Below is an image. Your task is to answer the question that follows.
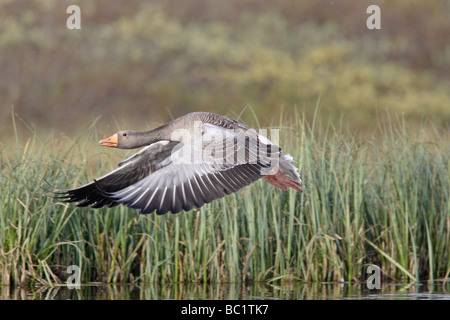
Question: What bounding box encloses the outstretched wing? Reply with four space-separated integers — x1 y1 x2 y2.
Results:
54 141 180 208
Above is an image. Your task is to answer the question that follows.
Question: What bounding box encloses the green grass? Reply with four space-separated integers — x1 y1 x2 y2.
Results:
0 113 449 286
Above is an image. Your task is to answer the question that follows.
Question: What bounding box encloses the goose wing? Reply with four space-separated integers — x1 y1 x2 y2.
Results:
54 141 180 208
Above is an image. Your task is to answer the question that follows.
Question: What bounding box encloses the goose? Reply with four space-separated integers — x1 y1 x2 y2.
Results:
53 112 302 214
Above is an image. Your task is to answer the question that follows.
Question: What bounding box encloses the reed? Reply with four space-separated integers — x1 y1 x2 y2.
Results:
0 113 448 286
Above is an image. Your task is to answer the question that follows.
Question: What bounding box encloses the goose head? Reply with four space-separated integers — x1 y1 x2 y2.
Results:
99 130 145 149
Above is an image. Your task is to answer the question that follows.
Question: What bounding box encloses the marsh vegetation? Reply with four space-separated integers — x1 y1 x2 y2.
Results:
1 113 448 286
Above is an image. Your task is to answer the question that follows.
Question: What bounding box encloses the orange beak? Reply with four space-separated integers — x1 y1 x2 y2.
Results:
99 133 118 147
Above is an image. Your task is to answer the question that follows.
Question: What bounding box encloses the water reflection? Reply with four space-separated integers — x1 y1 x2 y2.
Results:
1 281 449 300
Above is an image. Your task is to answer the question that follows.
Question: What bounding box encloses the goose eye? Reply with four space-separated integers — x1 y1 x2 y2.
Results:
122 132 127 137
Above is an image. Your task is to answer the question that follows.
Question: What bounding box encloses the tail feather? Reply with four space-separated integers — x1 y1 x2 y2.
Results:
263 154 303 192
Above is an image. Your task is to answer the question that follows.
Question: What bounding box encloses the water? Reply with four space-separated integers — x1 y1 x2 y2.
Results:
1 281 449 300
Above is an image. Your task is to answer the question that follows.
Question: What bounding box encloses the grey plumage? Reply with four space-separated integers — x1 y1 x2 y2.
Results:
52 112 302 214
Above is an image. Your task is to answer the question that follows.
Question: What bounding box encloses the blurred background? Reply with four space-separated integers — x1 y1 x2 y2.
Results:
1 0 449 138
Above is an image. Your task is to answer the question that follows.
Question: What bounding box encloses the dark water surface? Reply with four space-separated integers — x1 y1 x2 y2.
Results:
1 281 449 300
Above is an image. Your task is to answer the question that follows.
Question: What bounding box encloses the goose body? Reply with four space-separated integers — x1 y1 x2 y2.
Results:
55 112 302 214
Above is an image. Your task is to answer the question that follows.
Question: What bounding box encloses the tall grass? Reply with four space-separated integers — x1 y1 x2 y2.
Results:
0 113 449 286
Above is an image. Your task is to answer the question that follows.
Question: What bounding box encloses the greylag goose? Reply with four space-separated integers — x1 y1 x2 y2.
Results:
54 112 302 214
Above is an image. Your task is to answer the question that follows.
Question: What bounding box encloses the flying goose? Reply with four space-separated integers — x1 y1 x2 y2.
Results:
53 112 302 214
